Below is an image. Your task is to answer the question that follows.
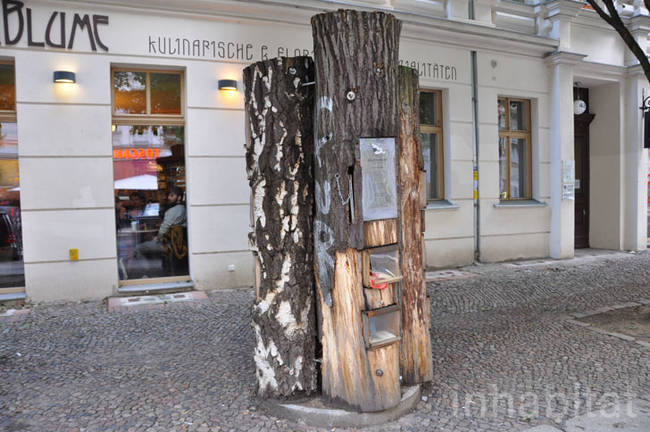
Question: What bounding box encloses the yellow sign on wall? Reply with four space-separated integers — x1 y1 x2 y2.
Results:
69 248 79 261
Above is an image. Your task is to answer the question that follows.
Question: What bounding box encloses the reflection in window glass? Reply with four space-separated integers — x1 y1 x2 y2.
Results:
0 65 15 111
420 133 441 200
0 122 24 288
419 89 444 201
113 71 147 114
509 101 526 131
498 137 508 199
498 97 531 199
419 92 438 126
510 138 527 199
150 73 181 115
113 125 188 281
498 98 506 130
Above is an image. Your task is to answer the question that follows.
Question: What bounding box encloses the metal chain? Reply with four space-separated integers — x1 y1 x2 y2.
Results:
334 173 351 205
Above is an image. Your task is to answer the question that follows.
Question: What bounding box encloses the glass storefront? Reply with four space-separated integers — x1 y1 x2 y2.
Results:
113 125 187 281
111 68 187 283
0 62 23 289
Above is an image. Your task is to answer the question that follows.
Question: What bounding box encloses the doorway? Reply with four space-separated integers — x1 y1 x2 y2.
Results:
574 87 594 249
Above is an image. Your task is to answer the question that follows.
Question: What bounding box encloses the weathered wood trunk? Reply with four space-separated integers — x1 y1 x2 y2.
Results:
244 57 317 397
312 10 402 412
398 66 433 385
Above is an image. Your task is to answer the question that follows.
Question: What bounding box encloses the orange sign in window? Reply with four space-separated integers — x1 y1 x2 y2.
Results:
113 147 161 160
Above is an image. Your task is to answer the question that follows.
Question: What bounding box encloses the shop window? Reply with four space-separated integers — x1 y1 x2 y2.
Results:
112 69 183 120
419 89 444 201
111 68 187 284
498 97 531 200
0 62 23 289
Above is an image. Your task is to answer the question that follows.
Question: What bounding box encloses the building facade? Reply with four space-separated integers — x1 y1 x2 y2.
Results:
0 0 647 302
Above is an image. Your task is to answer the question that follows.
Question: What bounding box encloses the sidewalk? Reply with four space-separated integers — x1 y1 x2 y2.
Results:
527 398 650 431
1 249 649 431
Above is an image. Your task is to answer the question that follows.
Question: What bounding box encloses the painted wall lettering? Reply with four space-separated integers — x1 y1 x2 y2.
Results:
400 59 457 80
148 35 311 61
1 0 109 51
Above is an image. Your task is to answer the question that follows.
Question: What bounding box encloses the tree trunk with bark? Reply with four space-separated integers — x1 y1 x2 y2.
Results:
312 10 403 412
398 66 433 385
244 56 317 398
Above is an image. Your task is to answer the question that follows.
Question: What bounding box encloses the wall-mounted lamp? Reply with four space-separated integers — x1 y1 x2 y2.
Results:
218 79 238 91
53 71 76 83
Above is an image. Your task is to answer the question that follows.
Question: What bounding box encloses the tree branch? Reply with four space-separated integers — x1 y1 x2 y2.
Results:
586 0 650 82
586 0 615 26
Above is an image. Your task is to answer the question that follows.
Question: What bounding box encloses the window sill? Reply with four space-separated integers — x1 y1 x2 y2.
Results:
425 199 460 211
493 199 547 208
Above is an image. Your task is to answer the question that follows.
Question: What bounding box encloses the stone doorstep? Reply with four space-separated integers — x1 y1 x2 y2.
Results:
107 291 208 313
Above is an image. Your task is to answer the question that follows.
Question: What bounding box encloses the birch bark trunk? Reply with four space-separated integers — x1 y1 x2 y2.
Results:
244 56 317 397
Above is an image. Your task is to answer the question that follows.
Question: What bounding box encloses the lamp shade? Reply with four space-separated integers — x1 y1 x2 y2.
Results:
53 71 76 83
218 79 237 90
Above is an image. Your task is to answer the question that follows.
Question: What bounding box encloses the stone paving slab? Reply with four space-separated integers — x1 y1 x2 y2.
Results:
524 426 562 432
564 399 650 432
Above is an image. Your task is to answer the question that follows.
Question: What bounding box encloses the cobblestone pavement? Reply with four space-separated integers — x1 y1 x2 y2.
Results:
1 250 649 432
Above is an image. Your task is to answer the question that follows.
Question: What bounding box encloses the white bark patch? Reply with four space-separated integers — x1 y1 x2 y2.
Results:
274 121 287 171
253 179 266 228
256 290 276 314
291 356 304 391
253 323 280 392
289 191 299 232
276 181 288 206
275 300 306 338
276 254 292 290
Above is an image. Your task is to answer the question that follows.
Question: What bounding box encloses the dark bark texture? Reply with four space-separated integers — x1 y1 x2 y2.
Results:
244 56 317 398
312 10 403 412
312 9 402 307
398 66 433 385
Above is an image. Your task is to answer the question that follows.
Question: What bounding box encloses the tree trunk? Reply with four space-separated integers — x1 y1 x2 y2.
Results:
398 66 433 385
312 10 403 412
244 56 317 398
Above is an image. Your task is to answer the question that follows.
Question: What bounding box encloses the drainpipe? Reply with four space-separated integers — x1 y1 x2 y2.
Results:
471 52 480 262
469 1 481 262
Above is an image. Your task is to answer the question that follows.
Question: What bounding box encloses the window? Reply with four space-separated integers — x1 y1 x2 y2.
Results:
112 69 184 124
111 68 187 283
0 61 24 289
498 97 531 200
419 89 443 201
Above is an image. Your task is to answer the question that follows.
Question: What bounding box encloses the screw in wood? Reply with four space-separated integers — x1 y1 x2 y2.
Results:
376 369 384 377
346 90 356 102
